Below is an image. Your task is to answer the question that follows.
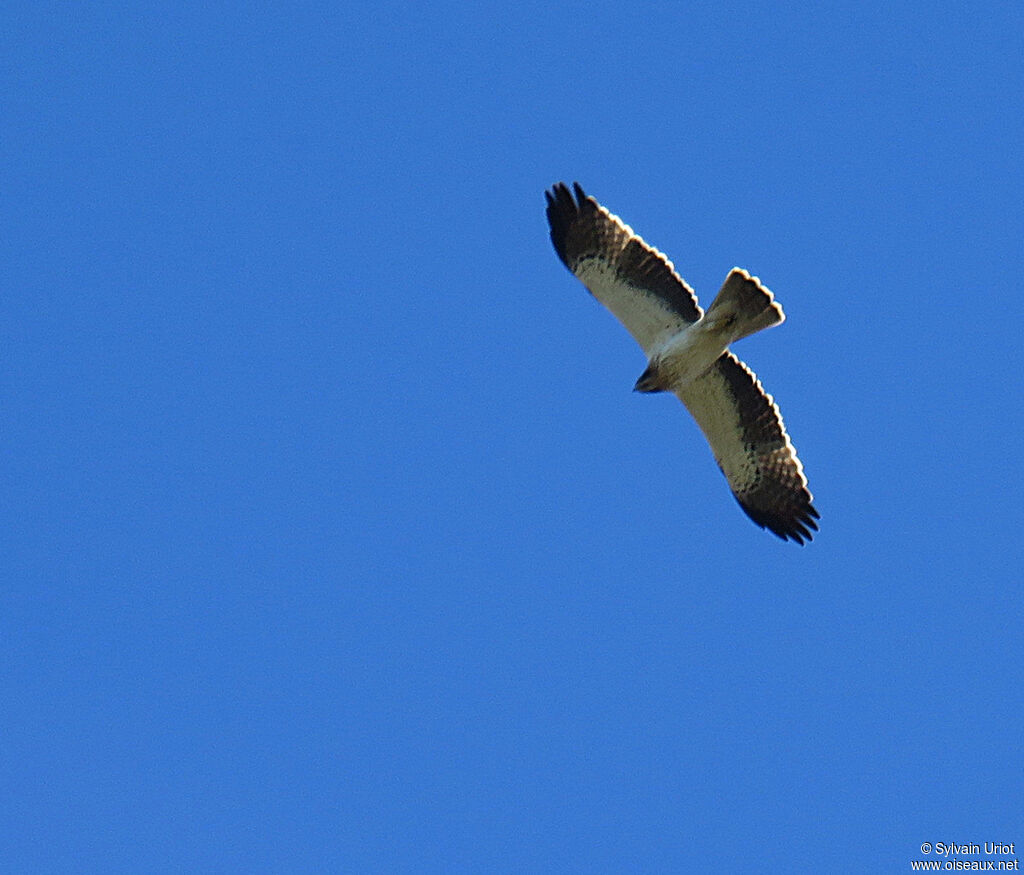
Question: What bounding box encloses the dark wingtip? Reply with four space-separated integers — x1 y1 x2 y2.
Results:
735 495 820 545
545 181 588 268
545 181 588 208
545 181 574 201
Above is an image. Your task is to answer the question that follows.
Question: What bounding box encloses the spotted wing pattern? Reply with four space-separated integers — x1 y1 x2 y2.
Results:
677 352 819 543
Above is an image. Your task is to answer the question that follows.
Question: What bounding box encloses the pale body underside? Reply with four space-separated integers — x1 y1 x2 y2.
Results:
577 258 732 389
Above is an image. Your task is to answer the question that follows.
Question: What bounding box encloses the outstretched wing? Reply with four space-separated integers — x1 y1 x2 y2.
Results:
545 182 702 355
677 352 819 543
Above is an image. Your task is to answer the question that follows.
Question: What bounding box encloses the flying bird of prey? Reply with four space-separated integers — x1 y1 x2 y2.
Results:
545 182 818 543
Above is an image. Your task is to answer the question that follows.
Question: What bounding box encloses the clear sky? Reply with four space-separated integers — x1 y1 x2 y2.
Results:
5 1 1023 871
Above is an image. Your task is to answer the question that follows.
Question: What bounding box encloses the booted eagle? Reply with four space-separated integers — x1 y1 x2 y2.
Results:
545 182 818 543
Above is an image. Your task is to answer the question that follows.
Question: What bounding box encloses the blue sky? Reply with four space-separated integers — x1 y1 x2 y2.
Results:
5 1 1023 871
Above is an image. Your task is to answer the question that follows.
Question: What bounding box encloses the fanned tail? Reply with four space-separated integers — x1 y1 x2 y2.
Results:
704 268 784 342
